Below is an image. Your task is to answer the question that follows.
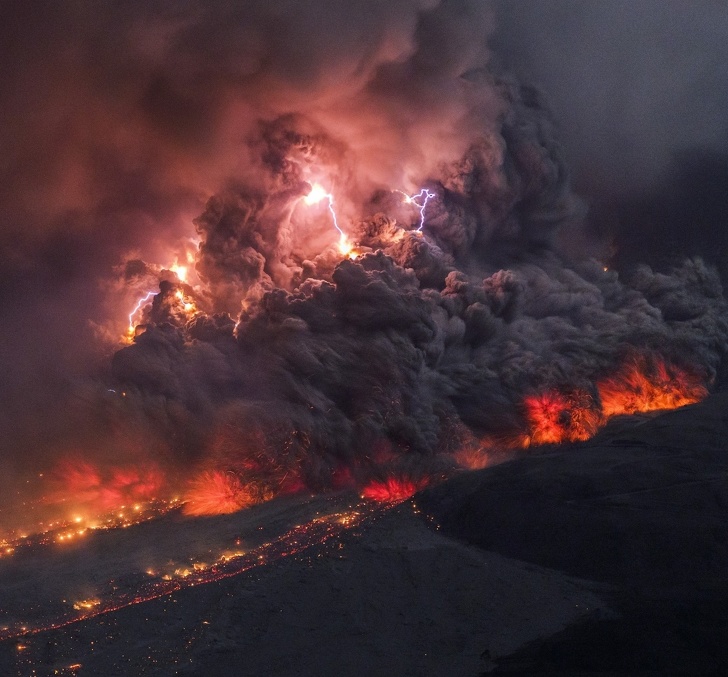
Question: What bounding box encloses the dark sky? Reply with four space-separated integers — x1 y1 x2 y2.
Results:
491 0 728 270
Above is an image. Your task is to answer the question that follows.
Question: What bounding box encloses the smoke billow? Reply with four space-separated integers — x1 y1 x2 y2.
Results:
1 0 727 513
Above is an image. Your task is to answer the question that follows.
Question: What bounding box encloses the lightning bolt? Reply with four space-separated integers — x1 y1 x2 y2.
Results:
128 291 157 333
304 184 352 257
397 188 436 231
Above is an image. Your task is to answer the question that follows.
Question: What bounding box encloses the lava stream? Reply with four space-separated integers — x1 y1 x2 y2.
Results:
0 499 395 642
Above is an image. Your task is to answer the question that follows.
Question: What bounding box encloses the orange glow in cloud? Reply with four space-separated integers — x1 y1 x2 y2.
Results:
182 470 270 516
597 354 707 417
361 476 429 502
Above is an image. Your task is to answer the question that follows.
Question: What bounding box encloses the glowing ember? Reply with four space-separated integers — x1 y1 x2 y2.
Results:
361 476 429 502
598 354 707 417
182 470 266 516
0 501 389 642
72 599 101 611
524 389 602 446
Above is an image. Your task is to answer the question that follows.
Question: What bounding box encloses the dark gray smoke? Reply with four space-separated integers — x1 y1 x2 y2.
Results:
112 90 728 492
1 0 727 508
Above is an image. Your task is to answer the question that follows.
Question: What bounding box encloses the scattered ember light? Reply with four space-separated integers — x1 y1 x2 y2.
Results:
0 498 180 560
0 502 390 642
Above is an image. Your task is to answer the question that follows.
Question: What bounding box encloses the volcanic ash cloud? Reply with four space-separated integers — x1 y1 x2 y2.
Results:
5 1 725 513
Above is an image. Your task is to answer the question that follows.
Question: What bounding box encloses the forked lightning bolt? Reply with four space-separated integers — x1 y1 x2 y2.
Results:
128 291 157 332
399 188 436 231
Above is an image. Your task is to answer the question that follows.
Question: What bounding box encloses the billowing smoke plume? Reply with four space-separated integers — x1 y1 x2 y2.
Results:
1 0 727 514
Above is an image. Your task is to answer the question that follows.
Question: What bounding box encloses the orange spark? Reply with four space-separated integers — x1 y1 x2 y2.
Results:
524 389 602 446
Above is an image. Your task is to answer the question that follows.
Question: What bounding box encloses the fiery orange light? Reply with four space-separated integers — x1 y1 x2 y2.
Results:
182 470 267 516
453 447 493 470
170 263 188 283
0 504 389 643
524 389 602 446
521 354 708 447
597 354 707 417
361 476 429 502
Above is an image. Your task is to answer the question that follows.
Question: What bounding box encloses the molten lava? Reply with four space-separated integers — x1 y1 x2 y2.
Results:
522 354 708 446
361 476 429 502
597 354 707 417
524 389 602 446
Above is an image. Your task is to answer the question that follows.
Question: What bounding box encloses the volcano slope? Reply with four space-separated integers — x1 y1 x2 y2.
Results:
422 390 728 675
1 393 727 676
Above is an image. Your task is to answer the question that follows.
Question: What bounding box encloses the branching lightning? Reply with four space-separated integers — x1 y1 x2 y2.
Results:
398 188 436 231
127 291 156 333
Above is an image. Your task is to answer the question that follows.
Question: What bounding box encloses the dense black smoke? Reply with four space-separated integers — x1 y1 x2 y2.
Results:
1 0 727 506
112 91 728 492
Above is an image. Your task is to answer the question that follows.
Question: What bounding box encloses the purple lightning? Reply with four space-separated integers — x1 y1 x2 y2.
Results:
398 188 436 231
128 291 157 333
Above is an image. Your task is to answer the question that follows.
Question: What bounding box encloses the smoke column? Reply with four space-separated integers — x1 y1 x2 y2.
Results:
0 1 726 517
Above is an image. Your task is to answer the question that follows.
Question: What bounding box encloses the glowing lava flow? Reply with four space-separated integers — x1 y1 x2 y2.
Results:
303 183 354 257
0 498 180 560
0 500 394 642
521 354 708 447
397 188 436 231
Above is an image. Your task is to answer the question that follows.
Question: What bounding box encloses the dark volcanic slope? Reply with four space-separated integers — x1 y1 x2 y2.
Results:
3 396 728 676
421 392 728 674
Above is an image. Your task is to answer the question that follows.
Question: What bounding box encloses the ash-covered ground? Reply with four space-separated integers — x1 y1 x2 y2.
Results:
2 392 727 676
